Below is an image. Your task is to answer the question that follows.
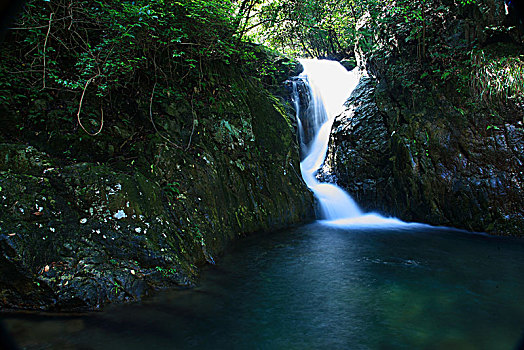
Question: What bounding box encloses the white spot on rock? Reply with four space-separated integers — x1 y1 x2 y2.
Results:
80 218 87 224
113 210 127 219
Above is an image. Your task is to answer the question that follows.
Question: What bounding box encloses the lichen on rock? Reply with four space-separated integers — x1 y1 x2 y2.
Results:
0 58 314 311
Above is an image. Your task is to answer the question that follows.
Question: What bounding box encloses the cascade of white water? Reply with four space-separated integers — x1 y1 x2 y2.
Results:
294 59 410 227
295 59 361 220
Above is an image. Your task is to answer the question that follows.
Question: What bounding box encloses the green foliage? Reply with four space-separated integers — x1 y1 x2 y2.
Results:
0 0 299 151
470 46 524 104
241 0 357 58
155 265 177 278
163 181 184 200
112 281 122 294
234 0 478 59
0 0 246 138
361 0 478 59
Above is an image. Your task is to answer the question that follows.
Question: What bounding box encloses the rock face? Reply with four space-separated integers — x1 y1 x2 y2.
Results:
288 77 326 160
320 0 524 236
322 71 524 235
0 63 314 311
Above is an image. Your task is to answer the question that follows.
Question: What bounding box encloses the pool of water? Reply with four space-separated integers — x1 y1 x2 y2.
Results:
3 223 524 349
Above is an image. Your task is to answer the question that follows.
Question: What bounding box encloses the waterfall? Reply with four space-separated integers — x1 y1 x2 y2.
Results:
293 59 409 227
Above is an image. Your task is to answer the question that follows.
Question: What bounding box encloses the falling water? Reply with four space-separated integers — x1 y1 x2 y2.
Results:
294 59 411 227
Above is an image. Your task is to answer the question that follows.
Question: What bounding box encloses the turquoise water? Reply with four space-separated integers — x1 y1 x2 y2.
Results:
4 223 524 349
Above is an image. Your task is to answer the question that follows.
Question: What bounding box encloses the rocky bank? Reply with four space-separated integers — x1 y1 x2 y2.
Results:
0 57 313 311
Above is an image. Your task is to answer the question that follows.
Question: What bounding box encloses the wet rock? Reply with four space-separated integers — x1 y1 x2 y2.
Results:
322 72 524 236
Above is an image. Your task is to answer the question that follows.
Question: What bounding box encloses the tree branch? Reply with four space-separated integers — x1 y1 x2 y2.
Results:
42 12 54 90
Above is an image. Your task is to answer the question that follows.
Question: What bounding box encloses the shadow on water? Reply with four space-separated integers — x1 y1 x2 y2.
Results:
3 222 524 349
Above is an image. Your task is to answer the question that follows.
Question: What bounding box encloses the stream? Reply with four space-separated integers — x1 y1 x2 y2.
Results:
3 223 524 349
